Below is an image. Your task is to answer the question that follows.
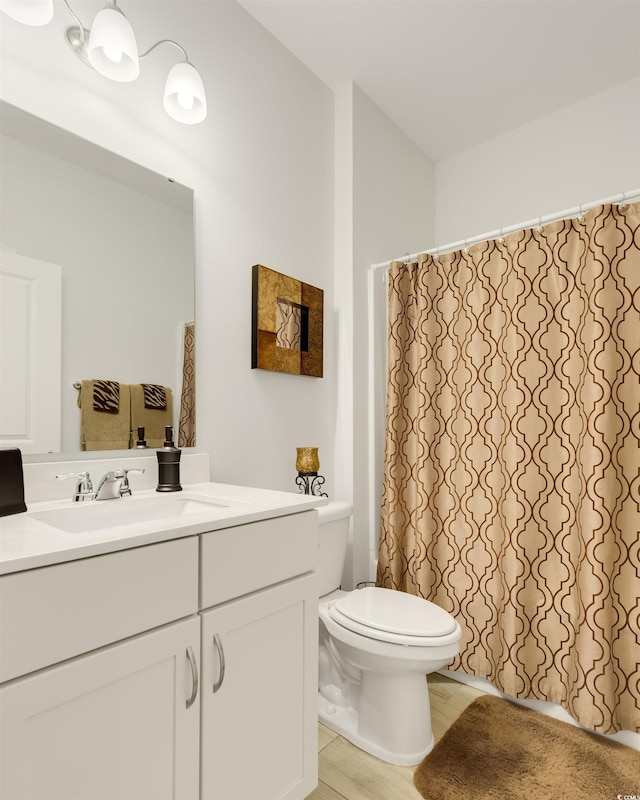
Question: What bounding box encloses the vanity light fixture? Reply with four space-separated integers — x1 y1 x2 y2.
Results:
83 0 140 83
0 0 207 124
0 0 52 25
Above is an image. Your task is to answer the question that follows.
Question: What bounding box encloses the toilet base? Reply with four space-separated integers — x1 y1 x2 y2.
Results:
318 691 435 766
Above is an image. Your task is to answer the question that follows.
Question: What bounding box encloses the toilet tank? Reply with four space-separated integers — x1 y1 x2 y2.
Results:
317 501 353 597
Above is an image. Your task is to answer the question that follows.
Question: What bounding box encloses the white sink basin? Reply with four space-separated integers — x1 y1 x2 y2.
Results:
31 495 229 534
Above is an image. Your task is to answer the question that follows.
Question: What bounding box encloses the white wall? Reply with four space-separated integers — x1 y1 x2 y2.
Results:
0 0 335 493
333 83 355 513
435 77 640 244
343 83 435 586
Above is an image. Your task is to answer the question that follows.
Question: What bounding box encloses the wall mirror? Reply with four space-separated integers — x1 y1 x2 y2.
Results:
0 101 195 459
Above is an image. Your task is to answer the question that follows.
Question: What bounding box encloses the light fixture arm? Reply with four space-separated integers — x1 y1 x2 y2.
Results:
61 0 84 38
61 0 90 59
139 39 189 63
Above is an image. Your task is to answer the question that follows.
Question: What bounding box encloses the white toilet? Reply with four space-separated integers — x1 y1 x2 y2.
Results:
317 501 462 766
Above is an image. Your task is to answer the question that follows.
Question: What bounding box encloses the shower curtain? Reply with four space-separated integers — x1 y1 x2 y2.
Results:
178 321 196 447
377 202 640 734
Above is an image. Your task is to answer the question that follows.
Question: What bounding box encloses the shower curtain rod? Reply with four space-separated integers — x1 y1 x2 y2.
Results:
369 188 640 271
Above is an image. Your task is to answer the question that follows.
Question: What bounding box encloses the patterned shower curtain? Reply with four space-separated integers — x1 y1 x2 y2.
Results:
377 202 640 734
178 321 196 447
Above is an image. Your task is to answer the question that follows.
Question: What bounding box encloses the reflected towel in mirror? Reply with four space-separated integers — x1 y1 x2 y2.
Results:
79 380 131 450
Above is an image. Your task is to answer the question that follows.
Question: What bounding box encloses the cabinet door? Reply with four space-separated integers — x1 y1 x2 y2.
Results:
0 617 200 800
200 574 318 800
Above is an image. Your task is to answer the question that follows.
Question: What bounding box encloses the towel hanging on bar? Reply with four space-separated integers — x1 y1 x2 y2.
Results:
78 380 131 450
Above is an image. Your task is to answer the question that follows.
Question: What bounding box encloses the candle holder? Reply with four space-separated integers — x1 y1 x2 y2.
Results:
296 472 328 496
295 447 328 497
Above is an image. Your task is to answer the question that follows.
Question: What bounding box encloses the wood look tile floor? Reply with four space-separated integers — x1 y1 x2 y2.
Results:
308 673 486 800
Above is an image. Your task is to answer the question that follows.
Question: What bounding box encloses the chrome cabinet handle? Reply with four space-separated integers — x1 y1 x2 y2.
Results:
212 634 225 693
186 646 198 708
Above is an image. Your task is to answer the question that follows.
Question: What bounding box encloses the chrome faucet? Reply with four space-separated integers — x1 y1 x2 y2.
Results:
94 468 145 500
56 468 144 501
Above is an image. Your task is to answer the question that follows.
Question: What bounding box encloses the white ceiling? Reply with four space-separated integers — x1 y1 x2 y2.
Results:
237 0 640 161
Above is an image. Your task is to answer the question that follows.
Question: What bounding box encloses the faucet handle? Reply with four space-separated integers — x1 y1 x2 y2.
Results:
119 467 145 497
108 467 143 478
56 471 95 502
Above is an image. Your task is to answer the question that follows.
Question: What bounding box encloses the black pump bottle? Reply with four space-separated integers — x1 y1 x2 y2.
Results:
156 426 182 492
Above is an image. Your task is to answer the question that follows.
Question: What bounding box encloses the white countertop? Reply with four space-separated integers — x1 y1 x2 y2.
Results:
0 482 327 574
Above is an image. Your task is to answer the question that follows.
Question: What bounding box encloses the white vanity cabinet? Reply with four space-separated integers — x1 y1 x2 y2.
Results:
0 502 320 800
0 537 201 800
199 511 318 800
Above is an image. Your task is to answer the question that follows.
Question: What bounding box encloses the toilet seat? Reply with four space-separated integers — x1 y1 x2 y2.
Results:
328 587 457 646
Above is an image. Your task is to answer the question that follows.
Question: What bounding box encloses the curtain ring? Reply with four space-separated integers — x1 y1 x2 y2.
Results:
463 238 470 254
535 216 543 234
618 192 628 211
497 227 505 245
577 204 586 224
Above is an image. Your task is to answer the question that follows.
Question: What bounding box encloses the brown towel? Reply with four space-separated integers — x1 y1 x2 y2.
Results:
130 384 173 448
79 380 131 450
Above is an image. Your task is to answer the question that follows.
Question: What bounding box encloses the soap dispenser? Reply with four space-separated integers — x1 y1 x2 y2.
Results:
134 426 148 449
156 426 182 492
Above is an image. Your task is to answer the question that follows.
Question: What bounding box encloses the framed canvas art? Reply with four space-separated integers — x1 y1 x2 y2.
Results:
251 264 323 377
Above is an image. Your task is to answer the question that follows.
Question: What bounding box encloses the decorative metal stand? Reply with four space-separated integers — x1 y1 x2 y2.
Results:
296 471 328 497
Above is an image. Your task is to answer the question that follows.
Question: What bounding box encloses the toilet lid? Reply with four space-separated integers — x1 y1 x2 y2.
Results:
331 587 457 638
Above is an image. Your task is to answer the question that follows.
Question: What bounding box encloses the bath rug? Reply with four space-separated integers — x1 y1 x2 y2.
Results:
414 695 639 800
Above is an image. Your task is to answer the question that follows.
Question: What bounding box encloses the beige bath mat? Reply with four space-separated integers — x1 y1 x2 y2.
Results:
414 695 638 800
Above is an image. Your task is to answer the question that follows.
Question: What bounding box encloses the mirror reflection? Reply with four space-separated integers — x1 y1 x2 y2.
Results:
0 102 195 456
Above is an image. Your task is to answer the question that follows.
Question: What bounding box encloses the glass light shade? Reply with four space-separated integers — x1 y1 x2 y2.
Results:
88 5 139 82
296 447 320 474
163 61 207 124
0 0 53 25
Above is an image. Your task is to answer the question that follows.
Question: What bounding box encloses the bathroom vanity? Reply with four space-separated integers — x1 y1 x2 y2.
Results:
0 481 324 800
